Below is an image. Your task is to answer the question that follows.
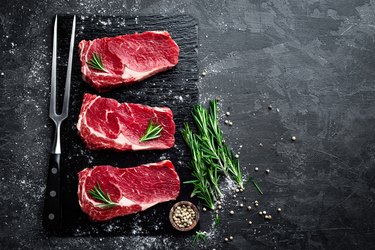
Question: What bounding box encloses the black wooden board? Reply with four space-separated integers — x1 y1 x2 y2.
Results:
53 15 198 236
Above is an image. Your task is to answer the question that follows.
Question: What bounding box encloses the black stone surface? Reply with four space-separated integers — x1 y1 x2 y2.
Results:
57 14 199 236
1 0 375 249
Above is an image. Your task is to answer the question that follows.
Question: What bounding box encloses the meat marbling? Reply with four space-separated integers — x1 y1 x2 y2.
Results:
79 31 180 92
78 160 180 221
77 93 175 151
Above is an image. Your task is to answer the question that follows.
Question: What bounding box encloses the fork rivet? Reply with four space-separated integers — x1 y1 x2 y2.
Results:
51 168 57 174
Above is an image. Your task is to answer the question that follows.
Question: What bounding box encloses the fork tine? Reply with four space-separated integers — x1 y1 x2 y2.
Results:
49 15 58 118
61 15 76 118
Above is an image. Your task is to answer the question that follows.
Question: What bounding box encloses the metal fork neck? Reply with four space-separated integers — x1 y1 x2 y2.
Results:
52 121 61 154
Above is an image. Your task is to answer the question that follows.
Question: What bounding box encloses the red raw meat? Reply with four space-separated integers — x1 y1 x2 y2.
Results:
77 93 175 151
78 160 180 221
78 31 180 92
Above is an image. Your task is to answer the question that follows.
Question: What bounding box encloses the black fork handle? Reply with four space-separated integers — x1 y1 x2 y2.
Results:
43 153 61 230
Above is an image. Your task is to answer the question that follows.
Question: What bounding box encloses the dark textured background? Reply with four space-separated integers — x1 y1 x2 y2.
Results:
1 0 375 249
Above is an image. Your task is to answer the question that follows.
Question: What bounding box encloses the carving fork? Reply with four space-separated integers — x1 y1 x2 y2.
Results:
43 15 76 230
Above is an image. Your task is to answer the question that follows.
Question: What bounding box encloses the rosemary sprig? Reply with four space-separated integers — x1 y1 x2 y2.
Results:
182 124 216 210
87 52 107 72
192 230 207 244
140 119 163 142
88 182 118 209
183 99 262 210
192 100 244 188
207 100 244 188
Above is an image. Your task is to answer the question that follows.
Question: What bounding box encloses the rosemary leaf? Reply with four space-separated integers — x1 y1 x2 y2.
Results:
88 182 118 209
192 230 207 244
214 214 220 227
140 120 163 142
87 52 107 72
252 180 264 195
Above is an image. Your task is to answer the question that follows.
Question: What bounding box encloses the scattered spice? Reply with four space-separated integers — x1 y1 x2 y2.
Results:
172 204 197 229
265 215 272 220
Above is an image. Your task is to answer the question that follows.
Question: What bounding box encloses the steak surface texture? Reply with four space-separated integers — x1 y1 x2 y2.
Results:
77 93 175 151
79 31 180 92
78 160 180 221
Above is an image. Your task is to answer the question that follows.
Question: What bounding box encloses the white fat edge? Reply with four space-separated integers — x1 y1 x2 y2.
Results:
82 41 112 80
80 169 106 208
153 107 171 112
79 96 122 145
118 196 172 211
118 196 137 207
114 133 157 150
140 201 160 211
149 31 168 35
121 64 173 82
81 40 91 77
77 95 101 132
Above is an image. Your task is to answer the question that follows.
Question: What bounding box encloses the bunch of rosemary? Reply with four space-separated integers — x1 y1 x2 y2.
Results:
182 99 255 209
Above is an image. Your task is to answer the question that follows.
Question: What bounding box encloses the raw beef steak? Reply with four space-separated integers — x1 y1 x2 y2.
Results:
79 31 180 92
78 160 180 221
77 93 175 151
